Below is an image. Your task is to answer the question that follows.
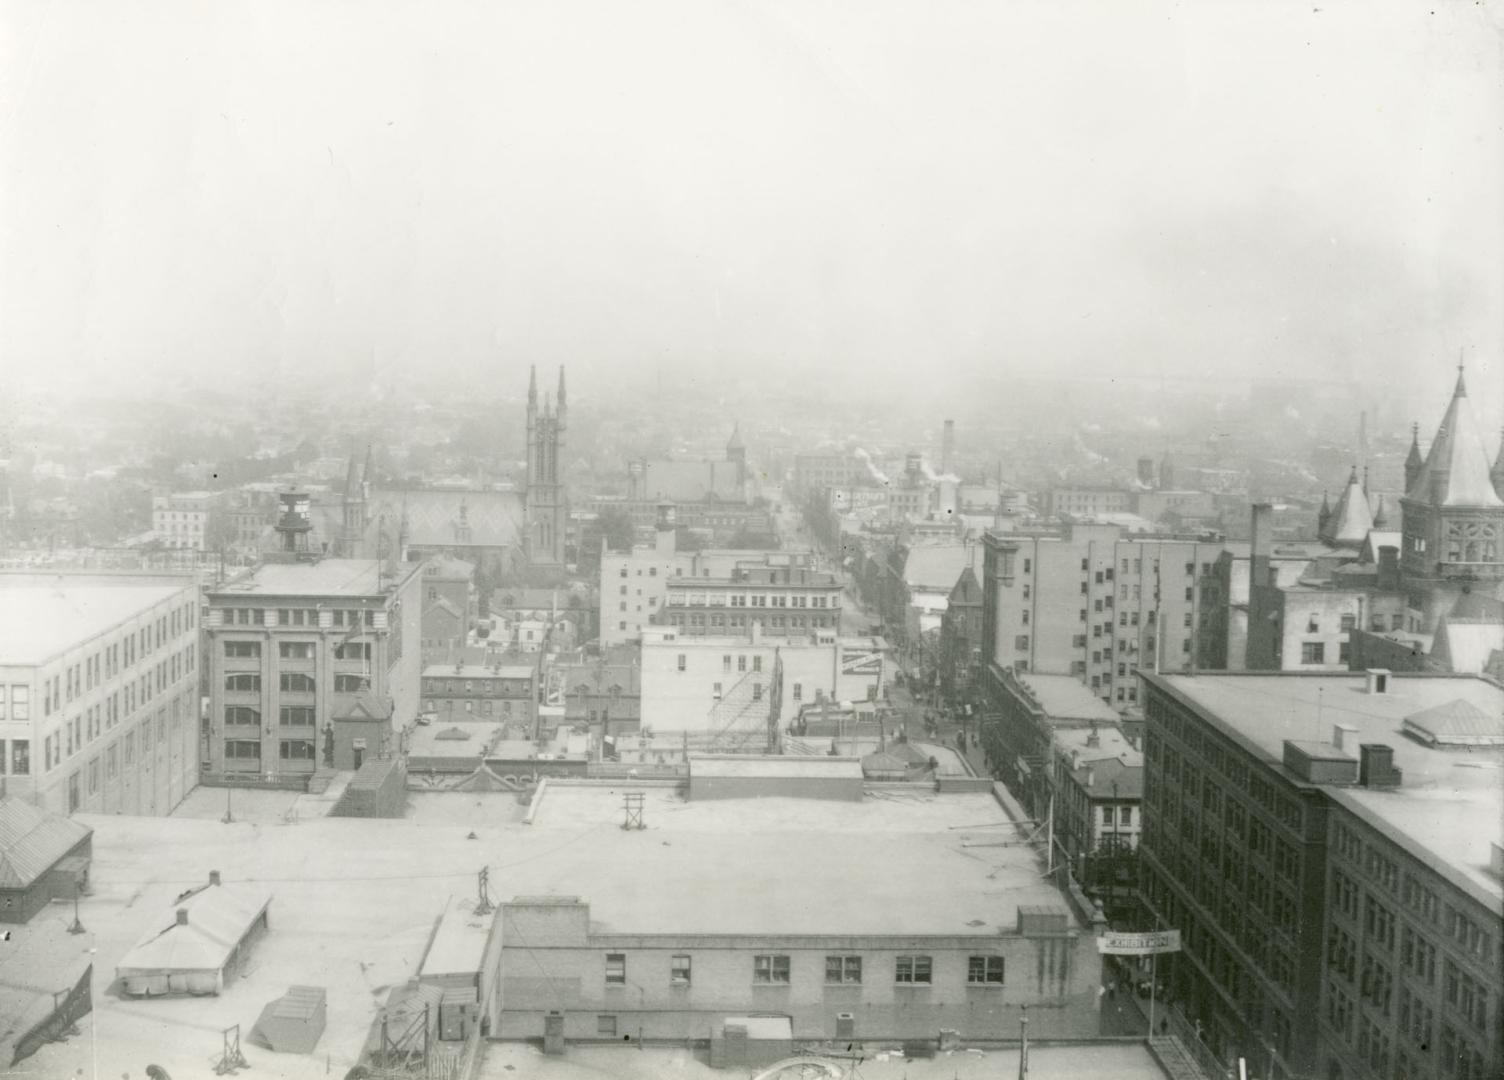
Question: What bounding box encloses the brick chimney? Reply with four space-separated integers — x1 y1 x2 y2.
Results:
176 908 189 926
209 870 221 886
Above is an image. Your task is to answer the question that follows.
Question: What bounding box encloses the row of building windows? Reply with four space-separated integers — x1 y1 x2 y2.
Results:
420 678 531 697
224 739 315 761
665 612 836 631
35 650 195 775
224 641 372 661
425 698 524 716
221 607 377 628
40 601 196 717
600 952 1004 988
224 706 315 727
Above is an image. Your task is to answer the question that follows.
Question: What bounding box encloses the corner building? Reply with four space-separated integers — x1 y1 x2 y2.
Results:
0 574 201 817
1138 670 1501 1080
203 558 424 782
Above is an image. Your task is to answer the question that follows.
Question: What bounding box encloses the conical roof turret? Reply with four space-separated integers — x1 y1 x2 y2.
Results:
1406 366 1504 508
1404 422 1424 492
1320 466 1375 548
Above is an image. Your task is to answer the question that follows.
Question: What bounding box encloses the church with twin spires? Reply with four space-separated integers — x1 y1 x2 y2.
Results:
336 366 569 582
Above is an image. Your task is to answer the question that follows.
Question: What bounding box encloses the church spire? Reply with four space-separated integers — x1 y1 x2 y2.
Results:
528 365 538 411
1317 490 1332 536
557 366 567 410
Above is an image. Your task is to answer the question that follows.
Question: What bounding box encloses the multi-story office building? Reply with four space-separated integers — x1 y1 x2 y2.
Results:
152 491 220 551
600 506 817 647
420 662 536 727
0 573 201 816
203 550 425 783
980 523 1228 715
658 566 842 640
1138 669 1502 1080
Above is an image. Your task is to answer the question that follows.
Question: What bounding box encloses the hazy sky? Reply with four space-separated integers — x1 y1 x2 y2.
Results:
3 0 1501 428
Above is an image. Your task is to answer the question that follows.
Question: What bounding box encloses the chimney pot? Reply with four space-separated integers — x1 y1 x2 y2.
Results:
176 908 189 926
209 870 221 886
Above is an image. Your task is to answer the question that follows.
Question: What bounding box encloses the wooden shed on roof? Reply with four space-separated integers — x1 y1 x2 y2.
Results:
116 872 272 997
0 797 92 924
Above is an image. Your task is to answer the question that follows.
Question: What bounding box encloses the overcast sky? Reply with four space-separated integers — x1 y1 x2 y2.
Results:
3 0 1501 429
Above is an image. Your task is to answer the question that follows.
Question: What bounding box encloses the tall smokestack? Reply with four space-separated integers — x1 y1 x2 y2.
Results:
941 420 955 475
1251 504 1274 587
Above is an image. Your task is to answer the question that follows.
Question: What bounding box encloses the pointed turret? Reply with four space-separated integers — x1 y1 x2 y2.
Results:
1371 493 1390 530
1491 428 1504 500
1406 366 1504 508
1404 422 1423 493
1317 491 1332 536
727 423 744 454
361 442 374 492
1319 466 1374 548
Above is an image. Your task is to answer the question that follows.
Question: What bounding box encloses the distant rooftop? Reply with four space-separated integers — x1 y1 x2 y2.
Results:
1151 672 1504 906
212 559 406 599
0 580 191 666
689 754 864 780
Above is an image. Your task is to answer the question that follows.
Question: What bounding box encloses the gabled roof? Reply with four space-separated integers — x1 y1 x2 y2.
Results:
0 798 91 890
336 691 394 721
947 565 983 606
1319 467 1374 547
1406 369 1504 508
117 882 273 974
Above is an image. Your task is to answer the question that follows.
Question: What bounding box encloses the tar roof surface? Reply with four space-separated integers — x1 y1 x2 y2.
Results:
1155 673 1504 906
0 582 189 665
528 785 1068 936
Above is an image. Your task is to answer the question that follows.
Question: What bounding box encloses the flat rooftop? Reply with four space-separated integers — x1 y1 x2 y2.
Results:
0 581 189 665
1014 673 1120 723
1152 673 1504 906
407 722 504 759
1054 723 1142 765
212 559 399 599
688 753 863 779
528 785 1069 936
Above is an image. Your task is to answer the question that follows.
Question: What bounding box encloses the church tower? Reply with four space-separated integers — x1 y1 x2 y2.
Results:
1399 366 1504 632
340 443 370 557
525 366 568 572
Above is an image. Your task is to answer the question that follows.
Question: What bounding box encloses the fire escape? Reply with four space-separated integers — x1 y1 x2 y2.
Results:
706 652 783 754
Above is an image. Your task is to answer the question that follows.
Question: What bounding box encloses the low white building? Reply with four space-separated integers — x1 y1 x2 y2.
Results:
639 624 890 737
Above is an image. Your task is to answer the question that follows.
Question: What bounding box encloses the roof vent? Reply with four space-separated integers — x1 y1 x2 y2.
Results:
176 908 189 926
1358 743 1403 789
1364 669 1391 695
